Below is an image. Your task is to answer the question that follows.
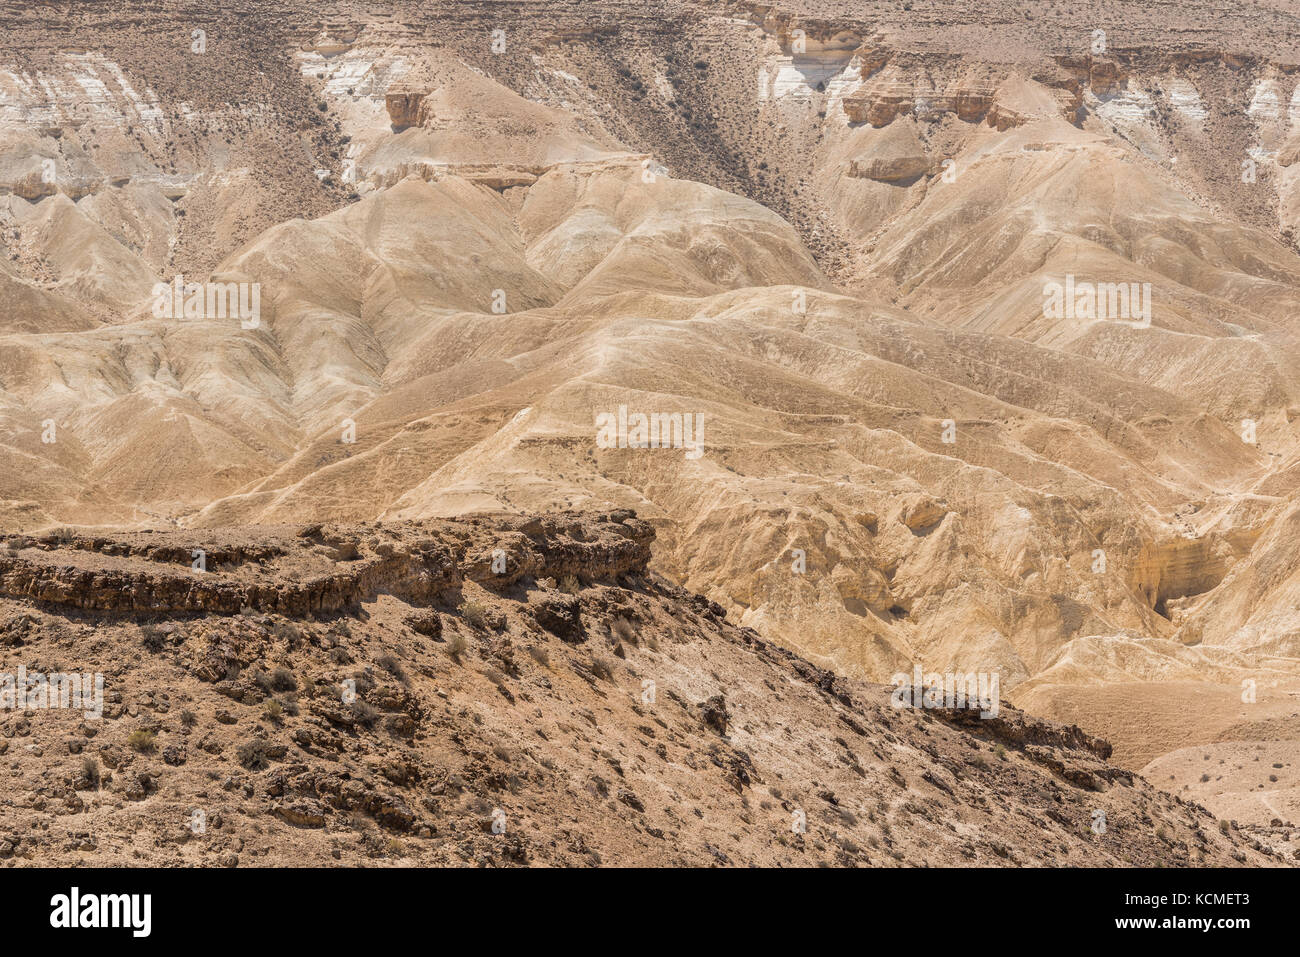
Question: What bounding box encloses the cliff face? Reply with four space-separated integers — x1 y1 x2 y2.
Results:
0 513 652 614
0 512 1283 866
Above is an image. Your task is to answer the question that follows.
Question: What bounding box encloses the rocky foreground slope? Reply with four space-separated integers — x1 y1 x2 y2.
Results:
0 513 1287 866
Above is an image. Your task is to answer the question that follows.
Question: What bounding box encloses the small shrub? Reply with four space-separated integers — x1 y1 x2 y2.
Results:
376 654 404 679
127 729 156 753
81 756 100 788
351 700 379 729
272 621 304 649
590 658 614 682
447 632 468 663
1218 819 1231 835
352 672 375 695
612 617 637 645
236 738 272 771
180 709 197 728
993 744 1007 761
558 573 582 595
460 601 489 630
269 666 297 691
525 645 550 668
141 624 167 653
262 699 283 723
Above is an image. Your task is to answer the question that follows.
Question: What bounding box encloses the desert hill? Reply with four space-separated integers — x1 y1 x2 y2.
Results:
3 0 1300 833
0 513 1283 866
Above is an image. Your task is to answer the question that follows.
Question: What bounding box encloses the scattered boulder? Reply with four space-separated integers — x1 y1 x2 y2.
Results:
529 593 585 643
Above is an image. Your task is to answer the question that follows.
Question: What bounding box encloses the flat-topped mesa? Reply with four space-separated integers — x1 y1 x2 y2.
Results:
0 511 654 616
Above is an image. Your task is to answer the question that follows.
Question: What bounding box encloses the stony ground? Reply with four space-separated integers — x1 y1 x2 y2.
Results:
0 513 1287 866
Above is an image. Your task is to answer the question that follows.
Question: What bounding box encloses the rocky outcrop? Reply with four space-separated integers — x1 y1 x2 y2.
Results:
0 512 653 615
384 91 427 130
848 154 930 182
842 79 996 126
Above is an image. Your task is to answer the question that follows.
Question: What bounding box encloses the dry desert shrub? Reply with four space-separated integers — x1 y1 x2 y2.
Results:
351 700 379 729
237 738 273 770
612 617 637 645
460 600 489 630
376 653 404 679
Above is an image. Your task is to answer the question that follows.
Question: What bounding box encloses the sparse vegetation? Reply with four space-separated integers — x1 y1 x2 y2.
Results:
127 729 156 753
141 624 167 653
460 600 489 630
376 653 404 679
272 621 304 649
447 632 469 663
351 700 379 729
236 738 273 771
612 617 637 645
